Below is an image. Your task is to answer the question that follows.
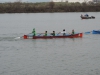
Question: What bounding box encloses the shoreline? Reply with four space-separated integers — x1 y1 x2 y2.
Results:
0 2 100 13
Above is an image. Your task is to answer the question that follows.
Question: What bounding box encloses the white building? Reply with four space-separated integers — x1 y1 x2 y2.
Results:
51 0 68 2
68 0 93 3
93 0 100 2
51 0 94 3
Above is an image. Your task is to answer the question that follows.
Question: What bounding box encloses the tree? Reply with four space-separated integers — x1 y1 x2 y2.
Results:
49 2 55 9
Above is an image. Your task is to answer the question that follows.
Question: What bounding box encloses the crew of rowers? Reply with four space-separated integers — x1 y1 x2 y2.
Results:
32 28 75 36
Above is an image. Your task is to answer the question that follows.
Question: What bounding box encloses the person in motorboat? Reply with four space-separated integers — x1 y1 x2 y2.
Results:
85 14 89 17
81 14 83 17
32 28 36 36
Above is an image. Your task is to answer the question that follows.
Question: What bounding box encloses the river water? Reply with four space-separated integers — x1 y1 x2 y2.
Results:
0 12 100 75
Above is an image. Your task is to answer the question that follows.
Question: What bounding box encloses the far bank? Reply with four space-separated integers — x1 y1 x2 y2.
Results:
0 2 100 13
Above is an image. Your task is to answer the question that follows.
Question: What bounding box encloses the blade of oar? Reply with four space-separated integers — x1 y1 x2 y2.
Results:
84 31 92 34
38 33 43 36
56 32 60 36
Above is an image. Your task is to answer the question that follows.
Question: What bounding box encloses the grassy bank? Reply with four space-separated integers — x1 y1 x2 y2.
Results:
0 2 100 13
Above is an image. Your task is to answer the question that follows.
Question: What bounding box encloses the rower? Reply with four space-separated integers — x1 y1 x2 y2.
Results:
51 31 55 36
44 31 47 36
72 29 75 35
32 28 36 36
61 29 66 36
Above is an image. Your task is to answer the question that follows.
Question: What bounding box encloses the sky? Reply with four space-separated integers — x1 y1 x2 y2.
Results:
0 0 50 3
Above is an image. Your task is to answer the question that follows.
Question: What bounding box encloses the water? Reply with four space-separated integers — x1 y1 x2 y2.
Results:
0 12 100 75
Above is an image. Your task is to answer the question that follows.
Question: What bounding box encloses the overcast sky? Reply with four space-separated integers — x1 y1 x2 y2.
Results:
0 0 50 3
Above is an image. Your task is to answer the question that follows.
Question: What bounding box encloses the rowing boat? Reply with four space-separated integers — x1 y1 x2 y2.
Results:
23 33 83 39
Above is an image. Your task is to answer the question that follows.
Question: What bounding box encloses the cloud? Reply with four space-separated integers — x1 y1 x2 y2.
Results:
0 0 49 3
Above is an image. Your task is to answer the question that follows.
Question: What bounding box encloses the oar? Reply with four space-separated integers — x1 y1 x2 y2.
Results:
38 33 44 36
84 31 92 34
56 32 61 36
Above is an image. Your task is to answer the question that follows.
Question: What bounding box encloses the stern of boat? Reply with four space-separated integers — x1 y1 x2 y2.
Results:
78 33 83 37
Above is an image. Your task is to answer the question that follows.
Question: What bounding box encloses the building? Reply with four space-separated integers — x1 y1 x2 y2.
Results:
51 0 68 2
93 0 100 2
68 0 93 3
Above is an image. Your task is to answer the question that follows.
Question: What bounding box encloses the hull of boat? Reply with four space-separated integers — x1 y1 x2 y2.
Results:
81 16 95 19
23 33 83 39
92 30 100 34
